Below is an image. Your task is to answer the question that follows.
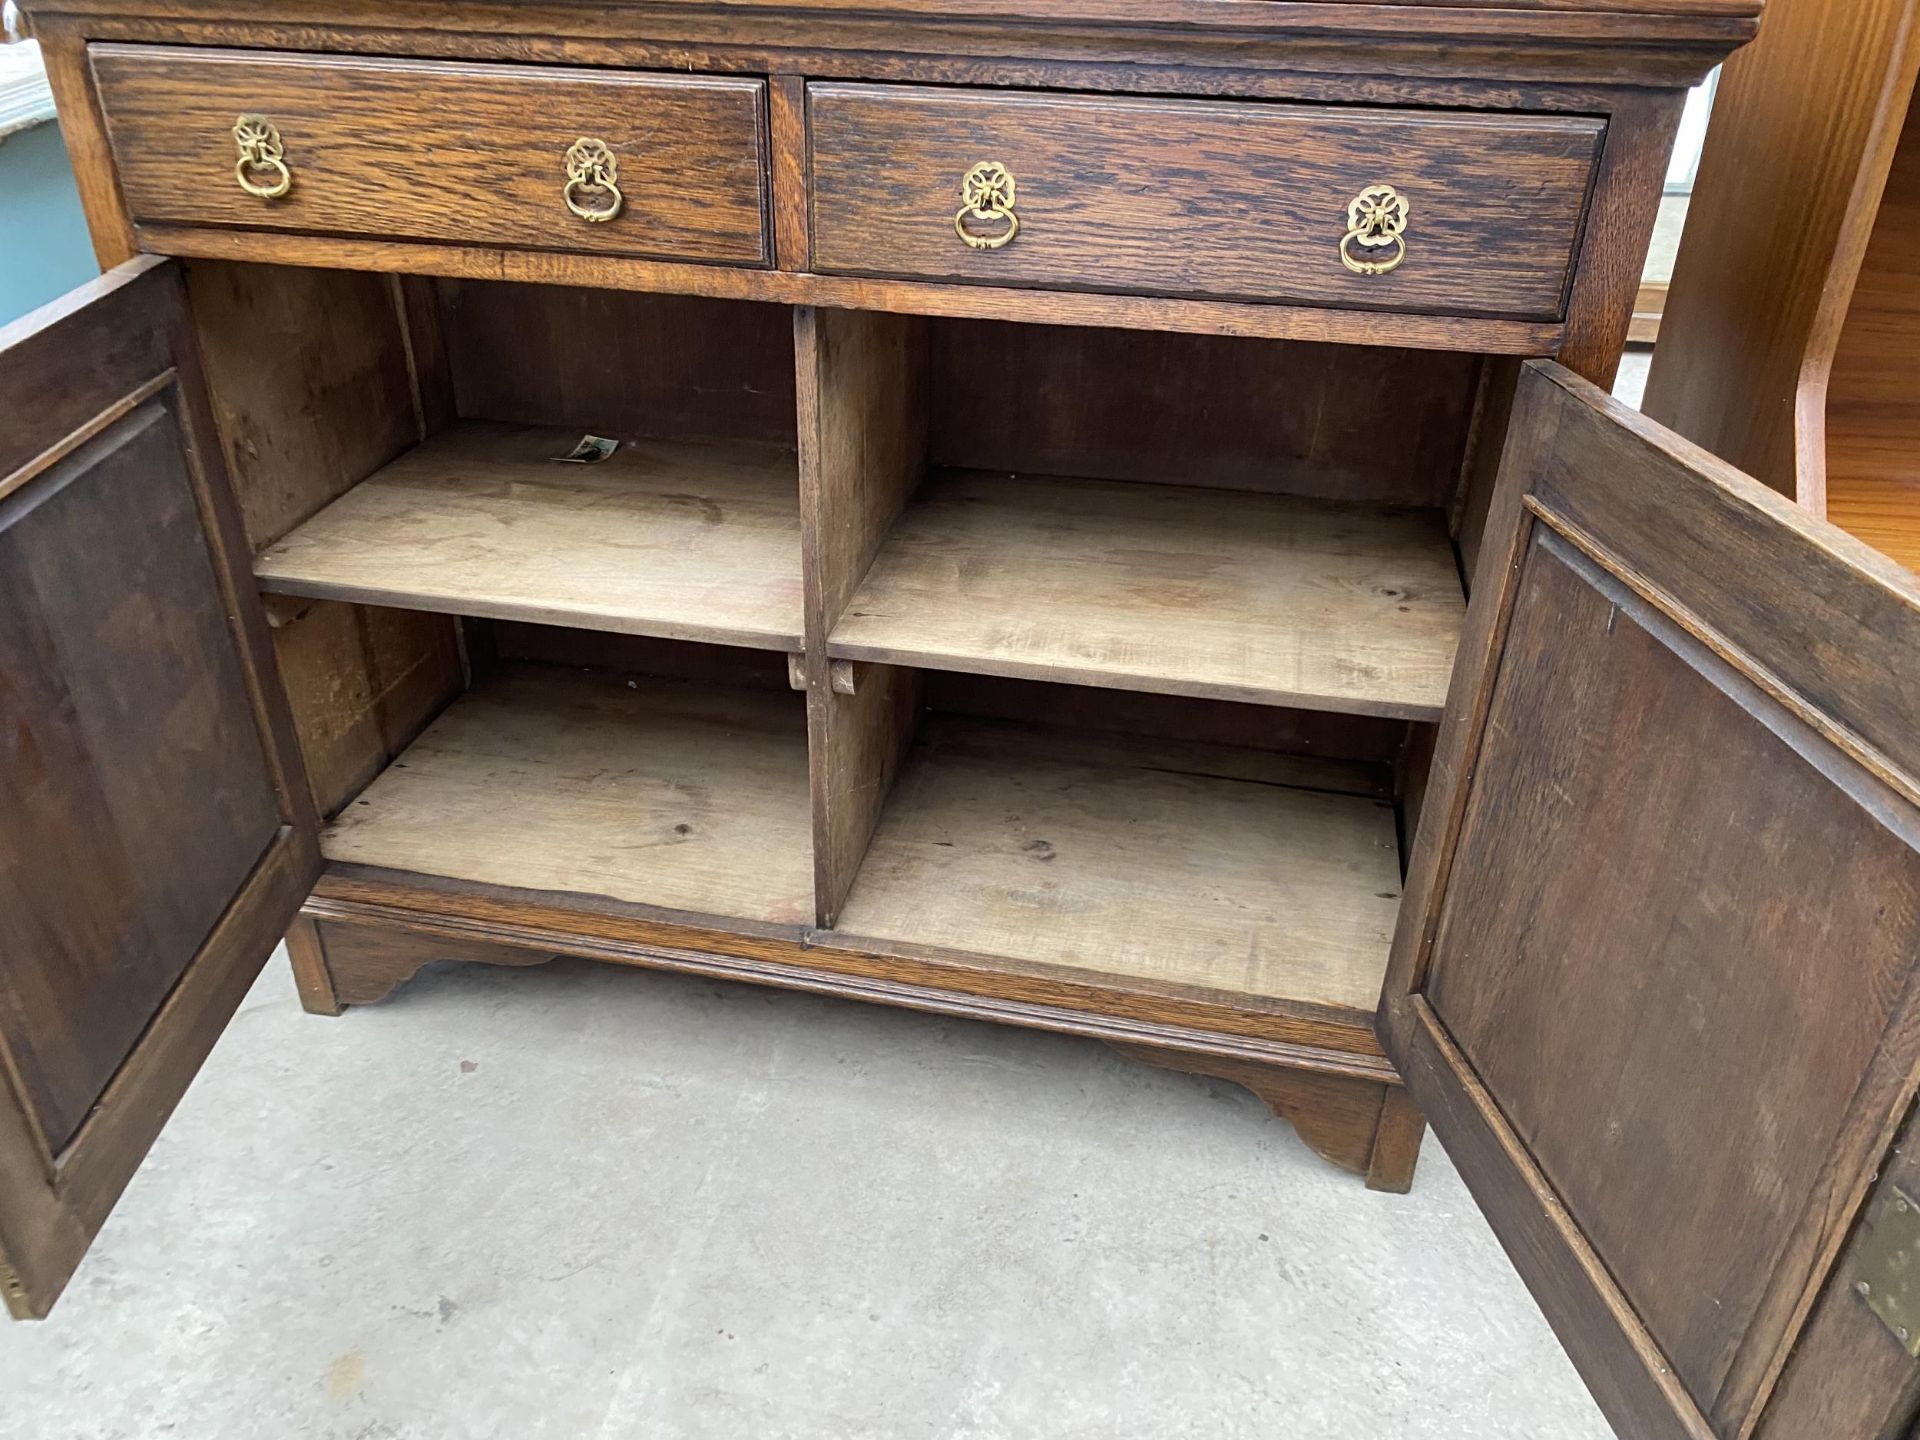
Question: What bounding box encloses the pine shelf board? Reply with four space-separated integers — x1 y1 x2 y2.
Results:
321 665 815 927
828 469 1466 720
834 716 1403 1013
255 420 804 650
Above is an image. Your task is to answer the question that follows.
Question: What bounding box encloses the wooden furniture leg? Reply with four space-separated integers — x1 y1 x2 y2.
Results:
1365 1085 1428 1194
283 916 559 1013
1111 1042 1426 1192
283 915 343 1016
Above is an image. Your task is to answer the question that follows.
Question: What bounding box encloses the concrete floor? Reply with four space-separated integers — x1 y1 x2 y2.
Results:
3 950 1610 1439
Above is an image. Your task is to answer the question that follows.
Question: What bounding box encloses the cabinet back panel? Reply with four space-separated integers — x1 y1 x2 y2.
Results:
436 280 797 448
492 622 795 692
925 671 1406 770
273 599 467 819
179 262 470 820
928 320 1478 505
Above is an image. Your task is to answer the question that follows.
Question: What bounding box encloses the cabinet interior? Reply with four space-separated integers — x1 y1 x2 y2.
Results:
197 261 1502 1021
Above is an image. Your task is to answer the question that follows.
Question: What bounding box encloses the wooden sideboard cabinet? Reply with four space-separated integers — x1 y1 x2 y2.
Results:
6 1 1920 1434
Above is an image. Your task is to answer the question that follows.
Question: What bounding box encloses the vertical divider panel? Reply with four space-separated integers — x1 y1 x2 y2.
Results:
186 261 466 823
795 306 931 926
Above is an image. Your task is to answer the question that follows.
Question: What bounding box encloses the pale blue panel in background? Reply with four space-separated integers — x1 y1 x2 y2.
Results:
1 117 98 324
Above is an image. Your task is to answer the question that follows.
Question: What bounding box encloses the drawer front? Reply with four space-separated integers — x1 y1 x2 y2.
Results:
92 47 769 265
808 84 1604 320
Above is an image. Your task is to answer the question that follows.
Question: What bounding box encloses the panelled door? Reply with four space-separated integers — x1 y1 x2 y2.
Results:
1383 360 1920 1439
0 257 317 1317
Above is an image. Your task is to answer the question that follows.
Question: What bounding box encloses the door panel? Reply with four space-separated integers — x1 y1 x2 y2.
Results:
0 258 318 1318
1382 360 1920 1440
0 407 283 1151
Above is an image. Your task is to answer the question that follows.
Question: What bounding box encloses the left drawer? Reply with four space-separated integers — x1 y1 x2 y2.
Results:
90 46 771 265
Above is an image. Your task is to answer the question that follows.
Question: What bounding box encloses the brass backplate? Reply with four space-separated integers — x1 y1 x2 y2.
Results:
1854 1182 1920 1355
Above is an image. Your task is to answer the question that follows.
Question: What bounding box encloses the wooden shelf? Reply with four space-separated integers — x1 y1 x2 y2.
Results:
834 716 1402 1014
321 665 814 927
256 421 804 650
828 470 1465 720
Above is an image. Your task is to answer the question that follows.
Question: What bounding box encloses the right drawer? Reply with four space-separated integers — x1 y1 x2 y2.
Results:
807 84 1605 320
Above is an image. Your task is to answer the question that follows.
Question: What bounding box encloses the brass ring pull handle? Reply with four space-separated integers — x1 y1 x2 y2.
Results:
953 161 1019 251
232 114 292 200
563 138 624 223
1339 183 1409 276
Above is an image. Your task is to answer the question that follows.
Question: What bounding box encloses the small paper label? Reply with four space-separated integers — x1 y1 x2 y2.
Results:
551 434 619 464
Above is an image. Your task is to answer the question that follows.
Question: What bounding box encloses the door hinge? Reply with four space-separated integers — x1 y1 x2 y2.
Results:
1854 1182 1920 1356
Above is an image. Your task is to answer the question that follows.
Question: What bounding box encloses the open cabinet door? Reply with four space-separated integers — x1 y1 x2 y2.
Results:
1381 360 1920 1439
0 257 318 1318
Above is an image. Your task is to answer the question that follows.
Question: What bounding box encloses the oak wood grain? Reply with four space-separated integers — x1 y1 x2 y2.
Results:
492 624 794 692
6 0 1757 1323
809 83 1603 319
268 599 465 818
1112 1042 1421 1190
1366 1085 1427 1194
0 408 282 1153
435 280 798 448
256 421 804 651
808 665 923 927
928 320 1479 504
830 470 1465 720
91 46 770 264
32 20 137 267
1382 360 1920 1440
1549 88 1682 386
770 74 811 270
1430 534 1920 1414
182 259 466 819
282 915 342 1017
25 0 1765 74
1756 1095 1920 1438
183 260 419 551
0 257 317 1318
295 915 560 1008
134 222 1573 354
306 867 1392 1066
795 307 930 922
925 671 1407 769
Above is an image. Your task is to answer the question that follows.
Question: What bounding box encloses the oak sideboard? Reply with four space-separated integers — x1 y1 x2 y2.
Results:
7 0 1920 1435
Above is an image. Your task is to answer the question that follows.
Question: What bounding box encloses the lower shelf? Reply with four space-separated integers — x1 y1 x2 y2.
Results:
319 662 1402 1025
320 665 815 927
835 717 1402 1014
